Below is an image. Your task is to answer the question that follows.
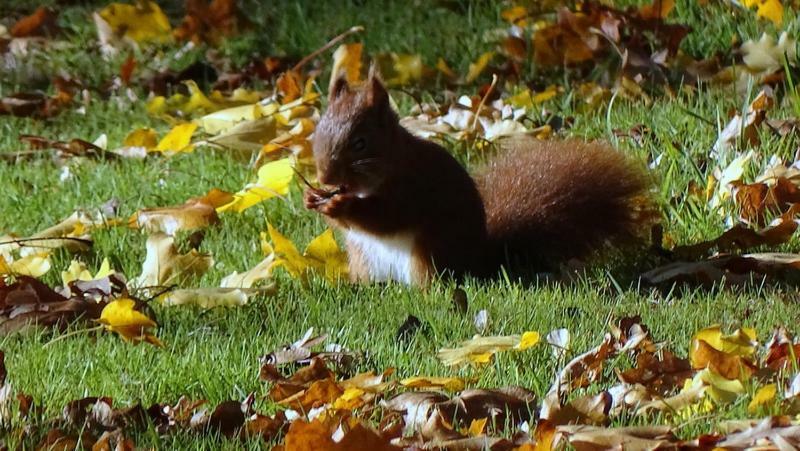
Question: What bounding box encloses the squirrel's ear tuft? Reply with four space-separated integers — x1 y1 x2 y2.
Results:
329 72 350 102
365 65 388 106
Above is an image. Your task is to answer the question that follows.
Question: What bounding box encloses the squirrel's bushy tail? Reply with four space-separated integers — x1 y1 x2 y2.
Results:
475 138 654 267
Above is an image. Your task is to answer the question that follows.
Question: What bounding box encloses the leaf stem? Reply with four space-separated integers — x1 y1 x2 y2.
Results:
43 325 104 348
291 26 365 73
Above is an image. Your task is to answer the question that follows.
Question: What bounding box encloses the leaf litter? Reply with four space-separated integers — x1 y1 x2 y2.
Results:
6 0 800 447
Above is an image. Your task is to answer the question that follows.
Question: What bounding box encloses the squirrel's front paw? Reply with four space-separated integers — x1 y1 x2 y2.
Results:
318 193 353 218
303 188 328 211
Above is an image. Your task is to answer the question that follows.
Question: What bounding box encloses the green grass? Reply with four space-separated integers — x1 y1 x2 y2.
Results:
2 0 800 447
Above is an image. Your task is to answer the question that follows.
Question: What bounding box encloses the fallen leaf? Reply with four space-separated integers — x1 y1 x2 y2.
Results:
61 258 114 285
11 7 58 37
712 87 774 154
265 225 349 283
130 188 232 234
748 384 777 413
331 43 363 90
154 123 198 154
99 298 161 346
465 52 494 84
174 0 246 46
122 127 158 149
160 287 272 308
437 332 539 366
98 1 172 44
400 376 466 392
217 158 293 212
131 233 213 289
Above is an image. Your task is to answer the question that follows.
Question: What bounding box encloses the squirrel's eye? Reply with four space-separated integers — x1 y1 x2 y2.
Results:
351 137 366 153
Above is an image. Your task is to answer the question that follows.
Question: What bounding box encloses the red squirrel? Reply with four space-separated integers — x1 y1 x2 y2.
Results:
304 72 652 286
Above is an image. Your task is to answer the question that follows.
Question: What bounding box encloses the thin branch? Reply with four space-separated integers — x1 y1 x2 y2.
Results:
291 26 365 73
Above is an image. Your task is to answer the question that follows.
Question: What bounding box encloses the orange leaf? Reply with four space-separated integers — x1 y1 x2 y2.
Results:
283 419 399 451
690 339 755 380
120 55 136 86
278 70 303 103
11 7 58 37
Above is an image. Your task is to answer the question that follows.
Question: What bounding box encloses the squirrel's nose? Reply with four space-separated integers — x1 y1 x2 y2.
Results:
317 168 338 187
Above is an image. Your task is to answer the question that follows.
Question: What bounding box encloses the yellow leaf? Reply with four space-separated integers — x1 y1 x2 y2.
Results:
748 383 777 412
532 85 558 103
697 369 745 404
220 255 275 289
757 0 783 26
61 260 91 285
154 122 197 153
469 352 494 364
99 298 162 346
332 387 366 410
146 96 166 116
265 226 348 284
465 52 494 84
183 80 223 113
507 89 534 108
0 256 10 275
501 6 529 26
95 258 113 279
160 287 273 308
266 223 308 279
199 103 263 135
4 253 51 278
123 128 158 149
400 376 465 392
216 158 294 213
439 334 533 366
62 258 114 285
692 325 756 356
436 58 457 79
331 43 363 89
516 331 541 350
98 1 172 44
468 418 488 437
377 53 424 86
304 229 348 283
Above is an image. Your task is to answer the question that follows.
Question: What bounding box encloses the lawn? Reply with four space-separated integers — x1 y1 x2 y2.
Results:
2 0 800 448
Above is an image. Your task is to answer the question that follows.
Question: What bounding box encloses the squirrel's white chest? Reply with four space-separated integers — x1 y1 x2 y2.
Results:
346 230 416 284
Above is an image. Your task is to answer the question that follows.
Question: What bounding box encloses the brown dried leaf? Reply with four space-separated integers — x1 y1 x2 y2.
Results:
129 189 232 234
284 418 400 451
616 350 692 396
174 0 246 45
11 7 58 38
557 424 676 450
671 215 798 260
690 339 756 380
642 252 800 287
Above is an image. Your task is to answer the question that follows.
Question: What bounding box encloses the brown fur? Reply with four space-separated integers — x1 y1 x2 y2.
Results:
476 138 651 266
307 74 653 285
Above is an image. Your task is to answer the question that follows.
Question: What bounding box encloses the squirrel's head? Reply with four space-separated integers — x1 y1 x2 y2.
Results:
313 69 398 198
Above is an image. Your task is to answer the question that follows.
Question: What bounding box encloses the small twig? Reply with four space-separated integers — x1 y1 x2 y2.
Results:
677 105 715 126
292 167 316 189
43 325 104 348
144 285 176 304
0 236 93 247
291 26 365 73
471 73 499 134
391 87 424 114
